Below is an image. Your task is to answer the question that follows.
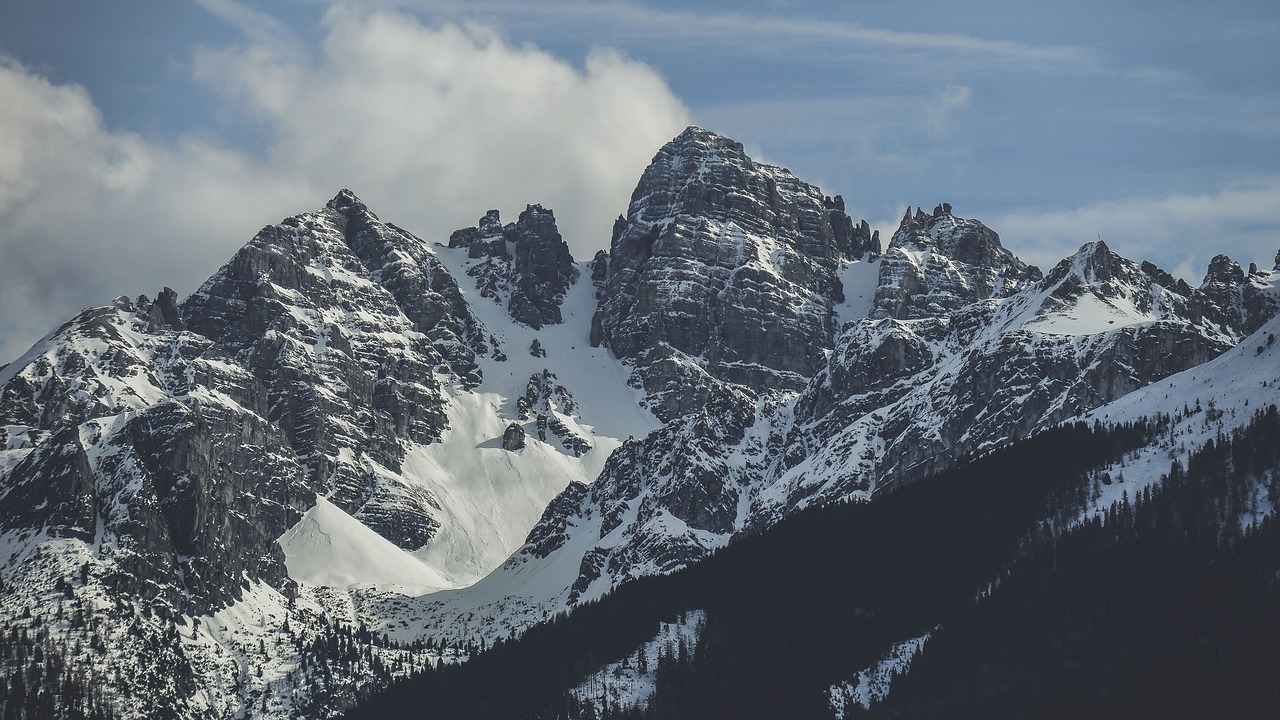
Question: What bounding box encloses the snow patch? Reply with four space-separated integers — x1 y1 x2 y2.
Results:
571 609 706 714
1023 291 1151 336
834 258 880 327
828 631 933 717
279 496 452 595
402 390 614 587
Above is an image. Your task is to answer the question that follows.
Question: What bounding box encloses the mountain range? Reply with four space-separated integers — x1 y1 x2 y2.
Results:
1 126 1277 719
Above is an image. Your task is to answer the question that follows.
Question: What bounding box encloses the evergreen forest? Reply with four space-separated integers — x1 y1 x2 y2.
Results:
349 409 1280 718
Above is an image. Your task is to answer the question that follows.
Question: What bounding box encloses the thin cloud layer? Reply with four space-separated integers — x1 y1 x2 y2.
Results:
0 9 690 362
402 0 1096 68
992 180 1280 281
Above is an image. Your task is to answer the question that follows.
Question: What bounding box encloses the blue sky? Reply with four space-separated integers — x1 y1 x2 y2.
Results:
1 0 1278 361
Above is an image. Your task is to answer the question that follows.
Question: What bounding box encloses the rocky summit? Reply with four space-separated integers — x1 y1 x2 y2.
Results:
592 126 878 420
1 126 1278 720
871 203 1041 321
466 193 1276 627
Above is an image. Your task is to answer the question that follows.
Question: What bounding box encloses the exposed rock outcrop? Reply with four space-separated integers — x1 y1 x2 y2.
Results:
502 422 526 451
448 204 578 329
181 190 491 551
872 203 1042 320
1198 253 1279 335
510 215 1280 610
592 126 872 419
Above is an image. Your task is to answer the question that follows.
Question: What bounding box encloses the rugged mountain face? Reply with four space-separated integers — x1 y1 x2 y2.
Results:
0 190 636 719
871 203 1041 320
446 199 1278 631
0 295 313 613
1197 252 1280 335
783 238 1261 503
2 126 1278 720
448 204 578 330
182 190 488 551
591 126 878 420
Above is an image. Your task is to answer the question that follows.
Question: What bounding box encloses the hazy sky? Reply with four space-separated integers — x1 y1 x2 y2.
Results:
2 0 1279 362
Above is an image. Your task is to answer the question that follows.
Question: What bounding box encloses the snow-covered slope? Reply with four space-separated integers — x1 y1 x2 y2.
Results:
280 496 451 594
1077 311 1280 521
571 609 707 715
829 631 933 717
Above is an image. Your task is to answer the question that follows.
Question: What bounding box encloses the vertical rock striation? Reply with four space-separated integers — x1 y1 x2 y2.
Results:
592 126 876 420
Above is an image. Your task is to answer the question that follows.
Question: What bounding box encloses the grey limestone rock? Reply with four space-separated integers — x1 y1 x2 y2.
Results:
872 203 1042 321
502 422 526 451
181 190 483 549
798 239 1268 497
141 286 185 332
519 189 1280 605
590 249 609 284
826 194 880 260
1198 252 1279 336
0 187 494 623
0 301 312 614
515 369 590 455
449 205 579 329
593 126 870 420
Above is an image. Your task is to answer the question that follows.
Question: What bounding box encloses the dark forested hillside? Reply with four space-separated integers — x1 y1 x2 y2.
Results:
865 406 1280 720
344 414 1252 719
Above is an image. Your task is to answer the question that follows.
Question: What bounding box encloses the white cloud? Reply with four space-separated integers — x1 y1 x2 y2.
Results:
0 7 690 362
191 4 689 256
0 58 312 363
991 180 1280 281
191 0 301 49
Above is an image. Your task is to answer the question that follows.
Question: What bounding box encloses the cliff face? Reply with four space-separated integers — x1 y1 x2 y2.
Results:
491 206 1278 622
182 190 487 552
592 126 877 420
785 239 1255 508
448 204 579 330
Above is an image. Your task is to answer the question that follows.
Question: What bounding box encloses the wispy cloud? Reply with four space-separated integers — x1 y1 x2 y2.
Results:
192 3 690 251
193 0 301 49
923 85 972 136
0 57 314 363
394 0 1098 69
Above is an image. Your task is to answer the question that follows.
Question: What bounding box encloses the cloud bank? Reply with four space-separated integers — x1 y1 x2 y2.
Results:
0 57 312 363
0 7 689 362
